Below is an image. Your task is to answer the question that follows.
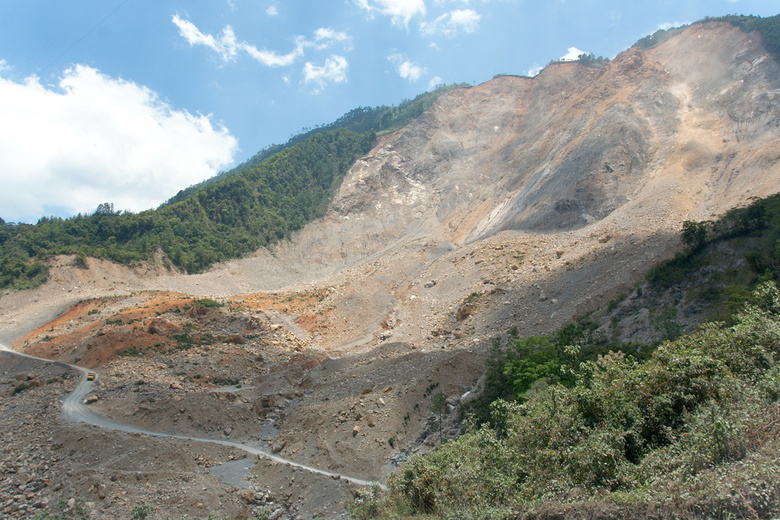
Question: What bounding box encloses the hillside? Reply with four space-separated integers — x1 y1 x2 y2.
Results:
1 18 780 520
0 85 468 289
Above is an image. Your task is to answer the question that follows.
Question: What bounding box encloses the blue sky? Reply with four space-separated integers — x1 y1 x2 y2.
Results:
0 0 778 223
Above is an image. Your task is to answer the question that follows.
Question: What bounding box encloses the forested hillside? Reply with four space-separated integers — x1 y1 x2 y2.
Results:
0 129 371 288
163 83 469 205
0 84 468 291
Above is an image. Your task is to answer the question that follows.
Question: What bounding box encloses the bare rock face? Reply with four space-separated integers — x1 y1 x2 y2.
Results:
276 22 780 278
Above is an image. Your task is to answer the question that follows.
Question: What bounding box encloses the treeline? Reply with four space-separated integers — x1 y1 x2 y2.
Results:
705 14 780 63
0 84 470 291
0 129 372 287
164 83 469 205
548 52 610 69
646 193 780 288
635 14 780 64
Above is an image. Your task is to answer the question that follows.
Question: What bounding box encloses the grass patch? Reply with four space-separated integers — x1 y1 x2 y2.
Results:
118 347 144 357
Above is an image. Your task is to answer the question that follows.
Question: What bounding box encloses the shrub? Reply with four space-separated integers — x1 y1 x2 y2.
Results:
346 484 390 520
130 503 153 520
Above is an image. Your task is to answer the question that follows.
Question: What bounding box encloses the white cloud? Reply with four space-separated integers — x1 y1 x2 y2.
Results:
172 14 240 62
266 5 279 16
559 46 585 61
421 9 480 37
525 64 543 77
303 55 349 91
428 75 443 89
313 28 352 50
389 54 426 81
0 59 10 71
174 15 351 71
354 0 426 28
241 37 305 67
400 61 425 80
0 65 237 223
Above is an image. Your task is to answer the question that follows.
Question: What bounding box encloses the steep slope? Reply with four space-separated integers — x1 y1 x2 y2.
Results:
138 20 780 351
3 22 780 346
277 22 779 274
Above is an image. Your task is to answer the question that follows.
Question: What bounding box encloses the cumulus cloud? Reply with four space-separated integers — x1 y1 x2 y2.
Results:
173 14 350 69
428 75 444 89
525 64 543 77
420 9 480 37
559 46 585 61
353 0 426 28
0 65 237 223
266 5 279 16
303 55 349 91
389 54 426 81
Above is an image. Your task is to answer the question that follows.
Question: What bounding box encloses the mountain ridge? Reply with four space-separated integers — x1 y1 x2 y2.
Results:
2 19 780 520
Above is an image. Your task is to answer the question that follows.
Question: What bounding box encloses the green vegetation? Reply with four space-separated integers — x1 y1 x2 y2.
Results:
634 14 780 65
465 324 642 426
0 257 49 291
704 14 780 64
634 25 688 50
129 503 153 520
549 53 610 69
164 83 468 204
351 282 780 519
349 194 780 518
194 298 223 308
118 347 144 357
12 381 36 395
646 194 780 321
0 128 371 282
464 292 481 303
573 52 610 68
0 84 468 291
212 376 240 387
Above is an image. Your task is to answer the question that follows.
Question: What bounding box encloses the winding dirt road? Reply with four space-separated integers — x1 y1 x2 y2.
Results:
0 342 382 489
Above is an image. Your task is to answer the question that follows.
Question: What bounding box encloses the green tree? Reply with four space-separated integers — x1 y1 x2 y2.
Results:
681 219 709 250
430 391 447 444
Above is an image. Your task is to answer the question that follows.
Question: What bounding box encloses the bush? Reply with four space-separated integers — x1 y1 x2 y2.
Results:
346 484 390 520
130 503 153 520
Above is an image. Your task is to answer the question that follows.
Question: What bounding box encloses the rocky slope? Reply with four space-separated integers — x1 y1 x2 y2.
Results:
1 21 780 519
